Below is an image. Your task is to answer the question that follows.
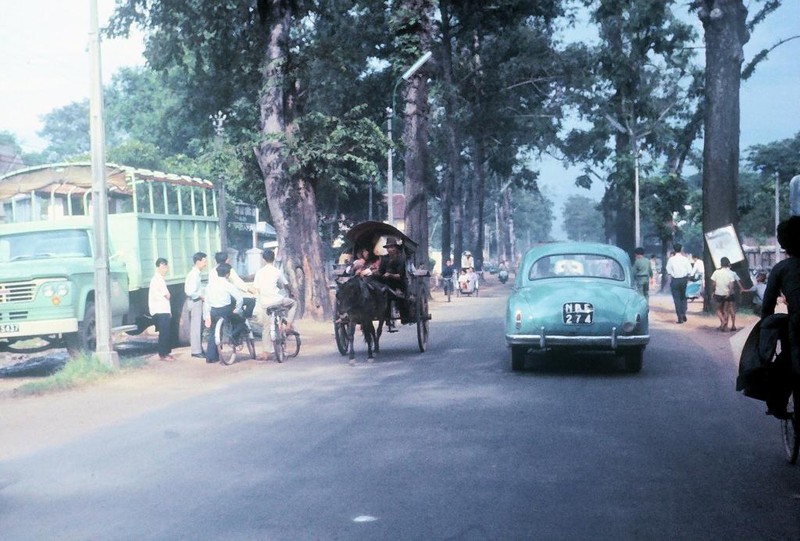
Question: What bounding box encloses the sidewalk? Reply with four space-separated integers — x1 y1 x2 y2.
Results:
647 291 759 334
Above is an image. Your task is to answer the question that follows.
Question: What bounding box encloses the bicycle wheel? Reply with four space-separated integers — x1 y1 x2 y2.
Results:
782 392 799 464
215 319 237 366
272 328 286 363
284 330 301 358
334 320 350 356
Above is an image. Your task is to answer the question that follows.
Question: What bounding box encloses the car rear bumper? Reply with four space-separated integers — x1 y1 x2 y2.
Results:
506 330 649 350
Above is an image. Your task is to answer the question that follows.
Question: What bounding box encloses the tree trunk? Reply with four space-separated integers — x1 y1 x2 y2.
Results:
439 0 459 263
400 0 434 270
473 137 486 266
699 0 751 297
254 0 331 320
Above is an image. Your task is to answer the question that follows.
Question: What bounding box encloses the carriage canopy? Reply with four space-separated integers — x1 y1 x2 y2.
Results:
344 221 417 257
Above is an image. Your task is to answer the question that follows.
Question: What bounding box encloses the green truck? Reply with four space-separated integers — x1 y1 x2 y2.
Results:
0 163 221 355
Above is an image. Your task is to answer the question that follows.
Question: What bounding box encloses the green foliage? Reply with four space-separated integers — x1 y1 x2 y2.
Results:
291 108 388 223
562 194 604 242
640 172 688 245
38 101 91 158
747 132 800 182
513 188 554 248
560 0 699 250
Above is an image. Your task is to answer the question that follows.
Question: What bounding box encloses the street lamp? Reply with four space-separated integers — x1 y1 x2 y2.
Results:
605 114 645 248
387 51 432 225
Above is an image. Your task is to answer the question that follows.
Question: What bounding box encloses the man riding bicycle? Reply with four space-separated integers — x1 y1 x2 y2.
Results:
254 249 297 360
441 257 455 294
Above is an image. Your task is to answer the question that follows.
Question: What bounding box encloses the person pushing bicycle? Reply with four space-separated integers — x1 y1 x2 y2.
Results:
203 263 245 364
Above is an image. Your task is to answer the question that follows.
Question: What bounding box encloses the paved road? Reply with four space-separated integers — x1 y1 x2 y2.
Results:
1 285 799 540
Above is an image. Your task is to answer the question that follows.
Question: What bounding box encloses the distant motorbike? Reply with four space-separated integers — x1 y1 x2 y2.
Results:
498 269 509 284
686 278 702 301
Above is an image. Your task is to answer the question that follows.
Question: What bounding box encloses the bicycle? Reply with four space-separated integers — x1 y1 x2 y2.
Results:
266 304 301 363
214 312 256 366
442 275 454 302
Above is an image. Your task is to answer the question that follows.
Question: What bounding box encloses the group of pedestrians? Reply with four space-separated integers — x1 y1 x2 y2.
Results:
147 248 296 363
653 242 770 331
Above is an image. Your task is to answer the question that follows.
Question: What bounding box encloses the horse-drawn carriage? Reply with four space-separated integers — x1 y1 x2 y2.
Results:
333 221 431 362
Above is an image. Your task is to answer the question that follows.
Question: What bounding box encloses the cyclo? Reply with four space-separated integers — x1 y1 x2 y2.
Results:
333 221 431 357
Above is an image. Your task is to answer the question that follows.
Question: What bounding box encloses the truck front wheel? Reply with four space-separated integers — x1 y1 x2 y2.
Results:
65 302 97 356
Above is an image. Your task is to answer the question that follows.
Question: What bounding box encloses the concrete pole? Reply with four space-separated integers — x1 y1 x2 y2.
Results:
633 143 641 248
211 111 228 251
387 108 393 225
88 0 118 368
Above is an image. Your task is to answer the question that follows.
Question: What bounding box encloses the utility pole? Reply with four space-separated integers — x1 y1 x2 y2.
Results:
88 0 118 368
211 111 228 251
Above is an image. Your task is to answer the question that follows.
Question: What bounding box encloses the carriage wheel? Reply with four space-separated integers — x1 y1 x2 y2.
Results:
334 320 350 356
416 287 429 352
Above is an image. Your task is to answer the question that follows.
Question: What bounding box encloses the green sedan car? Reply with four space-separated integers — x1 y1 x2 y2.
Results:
505 242 650 373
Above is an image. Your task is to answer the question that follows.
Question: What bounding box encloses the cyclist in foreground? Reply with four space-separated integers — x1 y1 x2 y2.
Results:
253 249 297 361
761 216 800 418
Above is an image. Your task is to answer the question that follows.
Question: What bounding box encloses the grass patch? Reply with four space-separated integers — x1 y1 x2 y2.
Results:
15 354 145 396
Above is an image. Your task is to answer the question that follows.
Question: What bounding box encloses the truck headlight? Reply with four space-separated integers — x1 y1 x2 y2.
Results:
41 282 70 300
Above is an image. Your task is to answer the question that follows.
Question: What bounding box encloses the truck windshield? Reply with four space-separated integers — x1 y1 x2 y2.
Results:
0 229 92 262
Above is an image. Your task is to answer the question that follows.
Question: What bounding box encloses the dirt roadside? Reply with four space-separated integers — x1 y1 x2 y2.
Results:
0 318 336 461
0 282 757 462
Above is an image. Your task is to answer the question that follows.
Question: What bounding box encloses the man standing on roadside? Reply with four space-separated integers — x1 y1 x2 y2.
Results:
632 247 653 300
148 257 174 361
666 243 693 324
183 251 207 359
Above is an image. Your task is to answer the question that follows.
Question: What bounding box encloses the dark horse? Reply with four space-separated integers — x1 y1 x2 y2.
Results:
335 276 389 363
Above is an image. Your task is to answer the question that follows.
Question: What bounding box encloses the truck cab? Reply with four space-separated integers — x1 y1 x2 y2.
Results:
0 163 220 355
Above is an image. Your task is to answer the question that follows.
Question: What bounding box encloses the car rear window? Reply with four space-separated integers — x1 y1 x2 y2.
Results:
528 253 625 281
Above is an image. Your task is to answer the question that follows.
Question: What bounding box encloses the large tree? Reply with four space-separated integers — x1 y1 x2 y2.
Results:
561 0 697 254
392 0 435 269
432 1 562 265
110 1 393 319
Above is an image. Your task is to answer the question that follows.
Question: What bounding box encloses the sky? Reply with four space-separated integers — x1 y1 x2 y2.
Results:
1 1 798 238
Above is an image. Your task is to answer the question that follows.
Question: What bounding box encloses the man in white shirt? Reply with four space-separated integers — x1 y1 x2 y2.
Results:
253 249 296 360
183 251 207 358
148 257 173 361
203 263 244 363
210 251 256 318
665 243 694 324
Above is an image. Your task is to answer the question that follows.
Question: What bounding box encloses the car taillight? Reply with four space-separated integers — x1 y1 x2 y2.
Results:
515 310 522 330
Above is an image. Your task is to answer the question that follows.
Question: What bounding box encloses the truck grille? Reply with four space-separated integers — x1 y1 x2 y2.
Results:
0 311 28 321
0 281 36 303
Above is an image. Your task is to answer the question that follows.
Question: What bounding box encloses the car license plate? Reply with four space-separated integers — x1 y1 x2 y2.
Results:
563 302 593 324
0 323 19 334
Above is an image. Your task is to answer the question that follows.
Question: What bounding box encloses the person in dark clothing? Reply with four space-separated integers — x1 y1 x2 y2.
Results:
761 216 800 418
379 237 408 327
441 258 455 294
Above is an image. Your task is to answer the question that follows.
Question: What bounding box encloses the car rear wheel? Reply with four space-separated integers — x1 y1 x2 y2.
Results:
623 347 644 373
511 346 527 371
